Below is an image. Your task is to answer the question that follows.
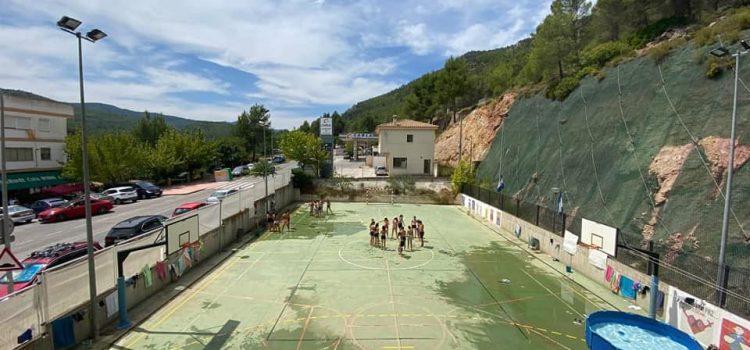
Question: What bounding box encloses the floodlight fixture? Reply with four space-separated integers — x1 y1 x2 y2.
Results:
57 16 81 31
709 47 730 58
86 29 107 42
741 40 750 51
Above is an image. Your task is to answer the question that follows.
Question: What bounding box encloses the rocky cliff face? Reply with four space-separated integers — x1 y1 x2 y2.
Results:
434 93 515 167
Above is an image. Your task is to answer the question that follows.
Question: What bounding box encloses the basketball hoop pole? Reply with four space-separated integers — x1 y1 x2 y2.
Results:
115 241 165 329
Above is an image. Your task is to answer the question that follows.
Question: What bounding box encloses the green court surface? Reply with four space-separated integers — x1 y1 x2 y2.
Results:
114 203 618 350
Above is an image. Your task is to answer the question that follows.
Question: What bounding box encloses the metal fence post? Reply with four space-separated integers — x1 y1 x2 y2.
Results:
515 199 520 217
535 205 540 226
718 264 730 307
562 213 567 234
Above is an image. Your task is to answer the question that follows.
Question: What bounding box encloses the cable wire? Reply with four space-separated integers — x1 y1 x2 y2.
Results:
579 87 617 223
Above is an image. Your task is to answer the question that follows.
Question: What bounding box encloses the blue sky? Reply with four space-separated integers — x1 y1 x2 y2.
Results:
0 0 552 129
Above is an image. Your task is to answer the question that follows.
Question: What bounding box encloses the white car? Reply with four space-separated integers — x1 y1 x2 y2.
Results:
102 186 139 204
375 166 388 176
206 189 238 203
0 205 36 224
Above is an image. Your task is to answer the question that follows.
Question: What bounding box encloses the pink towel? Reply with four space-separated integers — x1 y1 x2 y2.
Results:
155 261 167 281
605 266 614 282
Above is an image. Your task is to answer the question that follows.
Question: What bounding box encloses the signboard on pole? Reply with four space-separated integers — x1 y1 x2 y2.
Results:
320 117 333 136
0 246 23 271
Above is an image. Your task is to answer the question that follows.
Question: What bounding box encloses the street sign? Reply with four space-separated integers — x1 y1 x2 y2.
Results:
320 117 333 136
0 246 23 271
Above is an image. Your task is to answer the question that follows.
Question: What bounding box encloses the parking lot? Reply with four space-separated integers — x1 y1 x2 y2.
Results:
10 163 295 259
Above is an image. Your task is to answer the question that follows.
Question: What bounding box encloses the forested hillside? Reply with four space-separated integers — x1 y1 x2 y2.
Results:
340 0 750 133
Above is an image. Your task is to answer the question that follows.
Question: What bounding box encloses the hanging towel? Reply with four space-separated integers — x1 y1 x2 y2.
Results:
605 266 614 282
657 290 665 309
52 316 75 349
588 249 608 270
105 292 118 318
181 249 192 269
142 265 153 288
155 261 167 281
17 328 32 344
619 276 636 299
610 273 621 294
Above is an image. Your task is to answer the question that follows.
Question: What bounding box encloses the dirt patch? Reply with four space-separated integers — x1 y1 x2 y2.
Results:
661 224 700 265
648 144 694 206
698 136 750 193
435 92 515 167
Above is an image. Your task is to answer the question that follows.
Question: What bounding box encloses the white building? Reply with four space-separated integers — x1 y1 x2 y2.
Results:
0 90 69 195
375 117 437 176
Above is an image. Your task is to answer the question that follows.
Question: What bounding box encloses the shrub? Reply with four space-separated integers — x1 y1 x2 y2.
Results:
695 8 750 46
581 41 633 68
546 76 582 100
647 37 687 63
628 16 690 48
705 56 733 79
291 168 314 192
387 175 416 195
451 160 475 193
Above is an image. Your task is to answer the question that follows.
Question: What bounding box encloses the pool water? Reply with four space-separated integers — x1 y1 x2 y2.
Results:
591 322 689 350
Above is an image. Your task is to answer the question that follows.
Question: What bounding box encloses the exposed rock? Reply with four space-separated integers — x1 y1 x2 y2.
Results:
661 225 699 265
435 92 516 167
648 144 693 206
697 136 750 193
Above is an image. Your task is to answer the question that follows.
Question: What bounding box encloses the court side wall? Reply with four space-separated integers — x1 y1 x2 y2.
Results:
27 185 299 350
459 193 665 317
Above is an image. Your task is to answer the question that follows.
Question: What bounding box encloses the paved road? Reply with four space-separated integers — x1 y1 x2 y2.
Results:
11 163 295 259
333 155 375 178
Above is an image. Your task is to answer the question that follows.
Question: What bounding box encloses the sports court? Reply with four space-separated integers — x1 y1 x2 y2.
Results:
114 203 621 349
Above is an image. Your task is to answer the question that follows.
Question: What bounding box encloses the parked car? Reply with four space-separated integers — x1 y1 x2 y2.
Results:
375 166 388 176
271 155 285 164
37 198 113 223
172 202 208 217
89 192 114 202
246 163 254 170
102 186 138 204
105 215 167 246
231 165 248 177
29 198 68 215
128 180 163 199
206 189 238 203
0 205 35 224
0 242 102 297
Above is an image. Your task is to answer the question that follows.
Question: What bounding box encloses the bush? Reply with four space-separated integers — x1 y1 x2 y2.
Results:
451 160 475 193
546 76 582 100
581 41 632 68
705 56 733 79
695 8 750 46
291 168 314 192
628 16 690 48
387 175 416 195
647 37 687 63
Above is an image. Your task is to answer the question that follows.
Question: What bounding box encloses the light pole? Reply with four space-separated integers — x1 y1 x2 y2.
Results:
57 15 107 340
0 93 15 294
708 40 749 306
263 121 269 212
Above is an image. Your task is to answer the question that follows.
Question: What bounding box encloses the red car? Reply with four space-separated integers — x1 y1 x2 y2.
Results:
0 242 102 297
172 201 207 217
37 198 113 223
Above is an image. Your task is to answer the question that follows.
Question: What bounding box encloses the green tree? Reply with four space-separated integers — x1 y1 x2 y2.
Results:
436 57 469 123
278 130 329 176
63 131 148 184
133 111 170 146
299 120 311 133
236 104 270 161
451 160 476 194
403 73 440 123
249 159 277 177
214 136 248 168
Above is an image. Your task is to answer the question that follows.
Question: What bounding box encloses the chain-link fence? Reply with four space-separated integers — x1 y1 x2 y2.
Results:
462 183 750 319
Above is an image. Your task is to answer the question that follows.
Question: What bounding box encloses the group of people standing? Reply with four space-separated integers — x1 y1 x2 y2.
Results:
308 199 332 217
267 211 291 232
369 215 425 255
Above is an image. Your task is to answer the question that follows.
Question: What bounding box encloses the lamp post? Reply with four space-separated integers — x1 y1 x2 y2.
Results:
57 16 107 340
708 40 749 306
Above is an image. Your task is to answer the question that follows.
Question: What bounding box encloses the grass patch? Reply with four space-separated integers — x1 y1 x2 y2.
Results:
694 8 750 46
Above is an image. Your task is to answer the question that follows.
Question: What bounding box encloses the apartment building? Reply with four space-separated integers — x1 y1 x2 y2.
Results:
0 90 69 196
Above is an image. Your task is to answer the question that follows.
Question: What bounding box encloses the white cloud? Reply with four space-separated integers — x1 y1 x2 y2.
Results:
397 23 433 55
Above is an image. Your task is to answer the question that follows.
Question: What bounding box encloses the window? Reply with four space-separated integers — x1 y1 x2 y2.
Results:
40 147 51 161
8 116 32 129
38 118 51 132
393 157 407 168
6 148 34 162
406 134 413 143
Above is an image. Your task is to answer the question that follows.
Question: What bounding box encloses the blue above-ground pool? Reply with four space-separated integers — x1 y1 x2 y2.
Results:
586 311 703 350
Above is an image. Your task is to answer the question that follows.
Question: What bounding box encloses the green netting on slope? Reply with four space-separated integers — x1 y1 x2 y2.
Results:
477 43 750 270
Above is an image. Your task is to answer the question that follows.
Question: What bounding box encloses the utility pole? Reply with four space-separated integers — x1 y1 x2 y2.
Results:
1 94 15 294
263 123 268 213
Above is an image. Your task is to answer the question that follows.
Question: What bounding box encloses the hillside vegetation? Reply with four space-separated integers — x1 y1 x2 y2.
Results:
70 103 234 139
340 1 750 132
